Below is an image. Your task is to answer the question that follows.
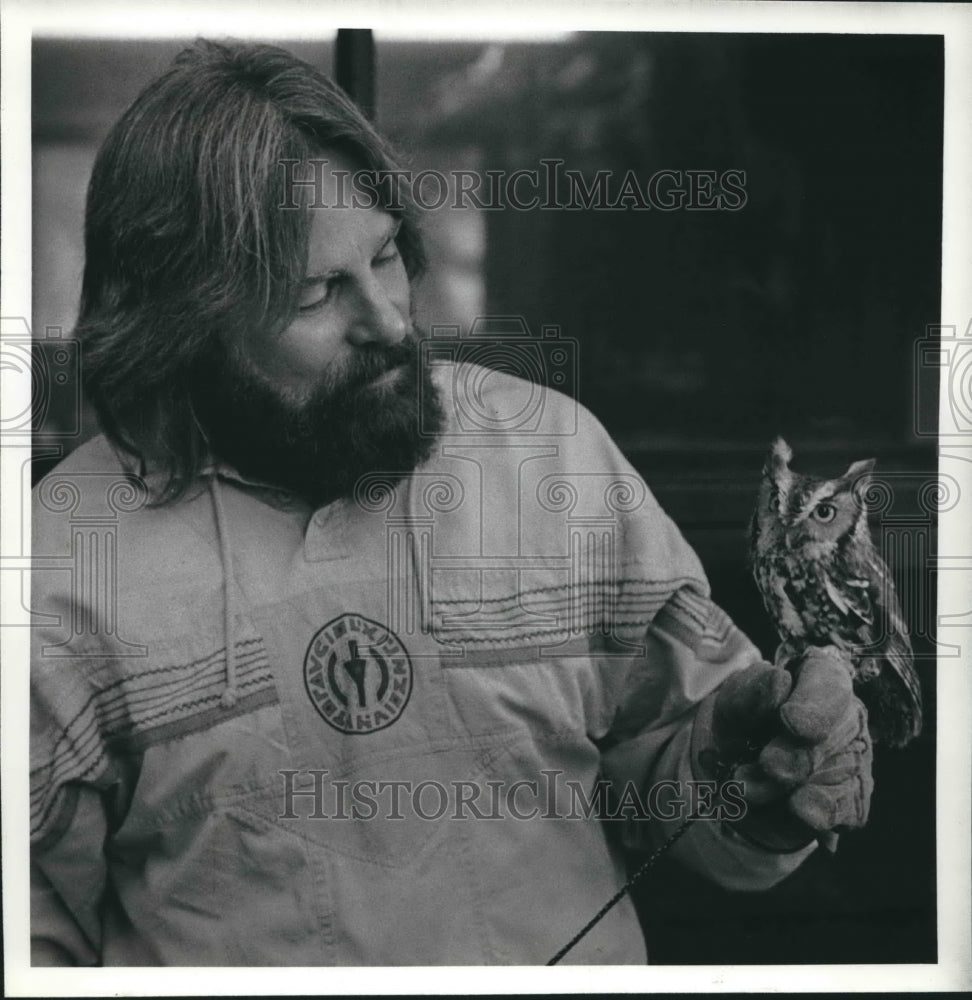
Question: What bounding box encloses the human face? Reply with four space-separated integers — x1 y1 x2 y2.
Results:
196 328 443 508
242 154 412 404
192 155 443 506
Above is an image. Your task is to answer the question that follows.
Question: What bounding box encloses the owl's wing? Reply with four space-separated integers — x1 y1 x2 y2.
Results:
822 571 874 627
857 548 923 746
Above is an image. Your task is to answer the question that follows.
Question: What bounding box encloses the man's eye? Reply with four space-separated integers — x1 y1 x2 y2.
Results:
298 282 332 313
374 241 400 266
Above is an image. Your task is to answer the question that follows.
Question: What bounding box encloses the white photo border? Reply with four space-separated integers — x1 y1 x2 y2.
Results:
3 0 971 994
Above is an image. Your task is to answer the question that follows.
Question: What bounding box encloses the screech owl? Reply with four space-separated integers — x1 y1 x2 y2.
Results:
750 437 922 747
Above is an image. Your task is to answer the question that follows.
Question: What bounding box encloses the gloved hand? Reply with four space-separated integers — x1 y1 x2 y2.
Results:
694 648 874 851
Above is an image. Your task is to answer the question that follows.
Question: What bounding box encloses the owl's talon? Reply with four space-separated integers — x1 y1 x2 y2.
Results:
817 644 846 660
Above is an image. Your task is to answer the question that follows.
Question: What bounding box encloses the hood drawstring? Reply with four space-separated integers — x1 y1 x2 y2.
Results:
208 475 239 709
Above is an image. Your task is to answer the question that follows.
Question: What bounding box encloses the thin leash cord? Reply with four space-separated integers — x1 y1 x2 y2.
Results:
546 813 700 966
546 740 764 964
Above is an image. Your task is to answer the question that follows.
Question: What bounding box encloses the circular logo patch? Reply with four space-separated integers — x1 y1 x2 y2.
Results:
303 613 413 734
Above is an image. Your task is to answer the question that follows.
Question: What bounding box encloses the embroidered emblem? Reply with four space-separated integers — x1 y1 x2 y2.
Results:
303 613 413 734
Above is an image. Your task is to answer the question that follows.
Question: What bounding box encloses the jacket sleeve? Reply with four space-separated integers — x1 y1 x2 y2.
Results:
30 618 118 967
574 418 816 888
29 485 120 968
598 599 817 890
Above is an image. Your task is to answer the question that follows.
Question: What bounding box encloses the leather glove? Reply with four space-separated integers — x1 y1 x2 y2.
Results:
694 648 874 851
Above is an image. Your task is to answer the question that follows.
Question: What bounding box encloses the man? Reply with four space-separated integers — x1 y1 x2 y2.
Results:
30 39 872 966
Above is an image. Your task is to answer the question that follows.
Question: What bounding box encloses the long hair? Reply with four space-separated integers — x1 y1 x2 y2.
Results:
76 39 426 503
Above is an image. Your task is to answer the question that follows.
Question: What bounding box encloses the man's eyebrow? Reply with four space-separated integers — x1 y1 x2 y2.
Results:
301 217 402 287
301 271 337 288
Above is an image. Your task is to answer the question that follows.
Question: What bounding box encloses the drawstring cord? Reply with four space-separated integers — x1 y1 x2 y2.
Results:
208 476 239 709
547 747 755 963
546 814 697 965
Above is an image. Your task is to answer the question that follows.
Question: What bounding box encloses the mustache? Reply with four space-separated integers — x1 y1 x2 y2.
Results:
334 335 421 392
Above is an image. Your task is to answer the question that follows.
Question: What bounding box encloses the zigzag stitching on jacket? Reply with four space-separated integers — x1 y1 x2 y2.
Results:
31 784 79 851
649 598 737 655
47 636 266 721
85 636 265 693
36 663 275 797
653 602 707 636
430 584 719 645
76 646 270 729
432 616 657 646
31 744 109 837
43 637 266 713
106 671 275 738
431 575 702 605
664 589 715 630
97 663 274 739
432 584 706 622
38 643 270 770
31 709 110 800
35 642 273 787
436 592 671 620
434 587 712 634
436 589 685 617
699 606 734 643
31 673 277 838
434 601 672 636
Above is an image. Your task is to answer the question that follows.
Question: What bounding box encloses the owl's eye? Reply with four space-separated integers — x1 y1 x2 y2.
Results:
813 502 837 523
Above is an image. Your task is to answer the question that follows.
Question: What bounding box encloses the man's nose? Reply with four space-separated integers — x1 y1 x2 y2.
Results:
346 274 408 346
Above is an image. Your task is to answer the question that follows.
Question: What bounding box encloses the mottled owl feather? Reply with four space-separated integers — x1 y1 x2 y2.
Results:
749 437 922 747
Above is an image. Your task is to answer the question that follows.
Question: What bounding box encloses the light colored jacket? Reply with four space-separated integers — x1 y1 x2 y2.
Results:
30 363 813 965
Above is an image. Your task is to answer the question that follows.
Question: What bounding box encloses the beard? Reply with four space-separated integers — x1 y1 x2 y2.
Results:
192 332 445 509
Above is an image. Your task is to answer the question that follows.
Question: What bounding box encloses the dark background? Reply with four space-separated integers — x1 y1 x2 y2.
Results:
32 32 941 964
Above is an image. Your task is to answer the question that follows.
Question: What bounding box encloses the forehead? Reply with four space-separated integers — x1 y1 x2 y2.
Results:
303 153 397 275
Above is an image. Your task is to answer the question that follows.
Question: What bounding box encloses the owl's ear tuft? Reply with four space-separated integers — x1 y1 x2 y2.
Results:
845 458 876 483
770 437 793 465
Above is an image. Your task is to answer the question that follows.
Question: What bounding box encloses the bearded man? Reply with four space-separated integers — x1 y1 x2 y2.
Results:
30 39 873 966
